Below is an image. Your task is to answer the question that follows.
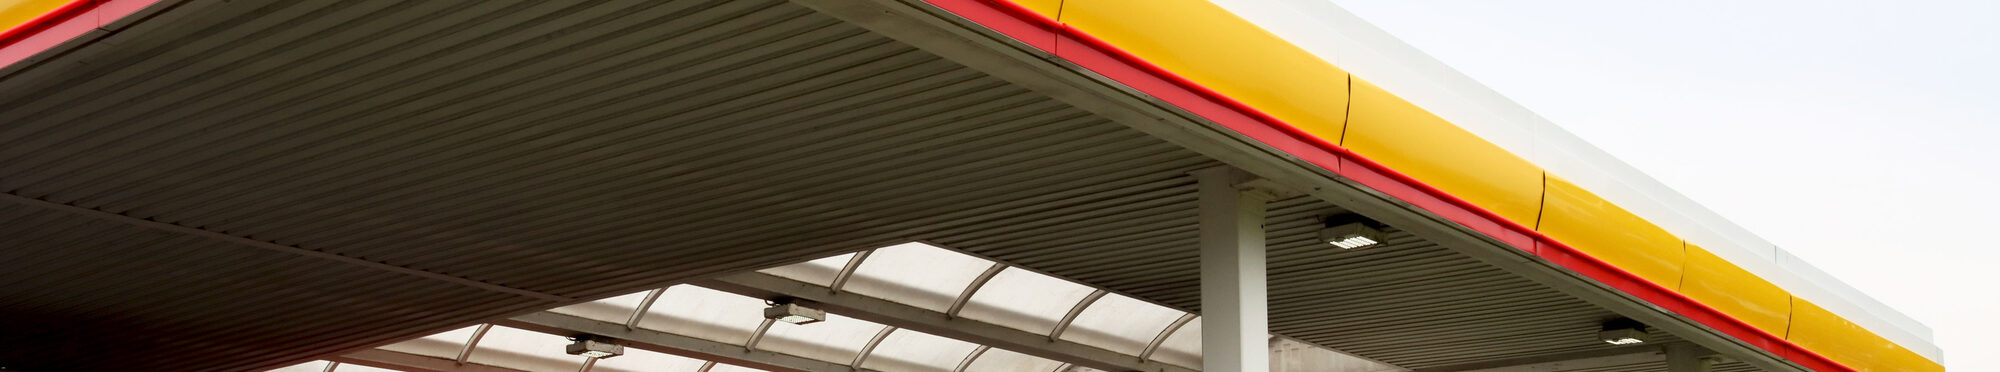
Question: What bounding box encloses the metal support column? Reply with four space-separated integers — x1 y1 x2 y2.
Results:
1194 166 1273 372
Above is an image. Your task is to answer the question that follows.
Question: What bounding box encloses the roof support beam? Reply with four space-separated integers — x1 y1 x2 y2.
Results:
1140 313 1197 362
828 249 874 293
454 324 494 365
947 263 1007 317
625 288 667 329
698 272 1198 372
953 345 990 372
331 348 528 372
1049 289 1107 341
744 318 778 352
852 326 897 368
500 311 869 372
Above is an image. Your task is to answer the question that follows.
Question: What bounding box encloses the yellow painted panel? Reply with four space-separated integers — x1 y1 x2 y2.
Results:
1003 0 1063 20
1539 176 1684 287
0 0 72 33
1680 245 1791 335
1791 299 1944 372
1062 0 1350 139
1345 79 1544 225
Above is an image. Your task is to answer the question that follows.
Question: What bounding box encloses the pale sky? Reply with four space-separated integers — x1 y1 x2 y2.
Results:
1324 0 1999 370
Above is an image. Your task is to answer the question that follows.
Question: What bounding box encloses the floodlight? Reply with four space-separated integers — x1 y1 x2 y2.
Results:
764 301 826 325
1319 214 1386 249
1598 318 1649 345
565 336 624 358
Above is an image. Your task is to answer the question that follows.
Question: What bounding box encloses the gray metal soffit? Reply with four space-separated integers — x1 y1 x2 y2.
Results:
0 0 1212 369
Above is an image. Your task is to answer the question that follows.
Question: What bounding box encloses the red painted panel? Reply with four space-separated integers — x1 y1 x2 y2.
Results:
95 0 158 28
0 0 90 44
0 3 95 68
0 0 160 70
923 0 1059 53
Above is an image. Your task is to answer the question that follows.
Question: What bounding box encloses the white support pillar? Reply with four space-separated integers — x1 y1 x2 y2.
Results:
1194 166 1273 372
1666 343 1716 372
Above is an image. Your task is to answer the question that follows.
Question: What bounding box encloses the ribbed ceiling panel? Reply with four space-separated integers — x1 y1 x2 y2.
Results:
1 0 1775 370
0 0 1216 369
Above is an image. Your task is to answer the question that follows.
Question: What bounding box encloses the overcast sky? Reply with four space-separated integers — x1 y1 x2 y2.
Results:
1323 0 1999 370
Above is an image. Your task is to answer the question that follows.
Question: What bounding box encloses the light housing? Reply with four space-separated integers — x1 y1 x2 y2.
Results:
1319 214 1387 249
764 301 826 325
1598 318 1649 345
565 336 624 358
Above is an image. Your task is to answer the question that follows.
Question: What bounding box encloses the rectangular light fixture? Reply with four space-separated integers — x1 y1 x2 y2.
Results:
1602 336 1646 345
1328 234 1379 249
764 302 826 325
565 337 624 358
1598 318 1649 345
1319 214 1387 250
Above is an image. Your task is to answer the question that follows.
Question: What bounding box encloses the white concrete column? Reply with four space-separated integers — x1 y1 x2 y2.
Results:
1194 166 1271 372
1665 343 1715 372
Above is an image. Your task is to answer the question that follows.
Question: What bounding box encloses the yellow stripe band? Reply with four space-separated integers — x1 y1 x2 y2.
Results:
1019 0 1944 370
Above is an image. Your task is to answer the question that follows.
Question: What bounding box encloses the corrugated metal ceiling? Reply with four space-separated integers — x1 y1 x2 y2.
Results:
0 0 1211 369
0 0 1763 371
